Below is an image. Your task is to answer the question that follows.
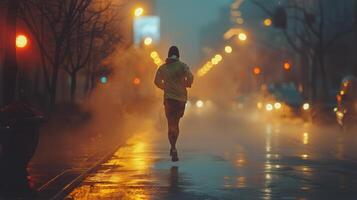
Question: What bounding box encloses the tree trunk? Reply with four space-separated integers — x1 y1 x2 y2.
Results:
70 72 77 103
49 67 59 110
2 0 20 106
318 48 328 102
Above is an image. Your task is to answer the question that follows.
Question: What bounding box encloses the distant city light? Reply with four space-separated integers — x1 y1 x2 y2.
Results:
238 33 247 41
266 104 273 111
225 46 233 54
236 18 244 24
144 37 153 46
150 51 158 59
302 103 310 111
283 62 291 70
253 67 261 75
196 100 204 108
150 51 164 67
16 35 28 48
133 77 141 85
264 18 272 27
100 76 108 84
134 7 144 17
215 54 223 62
274 102 282 109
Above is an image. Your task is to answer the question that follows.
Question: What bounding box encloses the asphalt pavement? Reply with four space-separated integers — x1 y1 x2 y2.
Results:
65 104 357 200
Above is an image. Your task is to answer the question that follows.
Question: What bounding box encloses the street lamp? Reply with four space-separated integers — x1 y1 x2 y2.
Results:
238 33 247 41
263 18 272 27
283 61 291 71
134 7 144 17
225 45 233 54
133 77 141 85
144 37 153 46
253 67 261 75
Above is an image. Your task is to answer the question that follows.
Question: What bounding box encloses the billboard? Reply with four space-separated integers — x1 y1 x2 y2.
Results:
134 16 160 45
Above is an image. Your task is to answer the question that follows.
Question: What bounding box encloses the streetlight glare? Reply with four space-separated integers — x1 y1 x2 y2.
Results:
225 46 233 54
264 18 272 27
16 35 28 48
238 33 247 41
144 37 153 46
283 62 291 70
134 7 144 17
253 67 261 75
133 77 141 85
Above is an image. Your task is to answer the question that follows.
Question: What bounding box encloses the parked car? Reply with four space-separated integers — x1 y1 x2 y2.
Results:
335 76 357 129
256 82 311 120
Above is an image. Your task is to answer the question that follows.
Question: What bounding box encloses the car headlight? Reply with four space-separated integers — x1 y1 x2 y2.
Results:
274 102 282 109
196 100 204 108
302 103 310 111
266 103 273 111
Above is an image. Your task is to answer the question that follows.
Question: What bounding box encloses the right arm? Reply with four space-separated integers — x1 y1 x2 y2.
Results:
184 65 194 88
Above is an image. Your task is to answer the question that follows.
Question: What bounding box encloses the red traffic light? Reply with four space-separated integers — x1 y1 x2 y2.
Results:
253 67 262 75
16 34 28 48
283 61 291 70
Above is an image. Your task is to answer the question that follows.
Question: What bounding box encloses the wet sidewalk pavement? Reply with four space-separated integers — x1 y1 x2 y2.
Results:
66 108 357 200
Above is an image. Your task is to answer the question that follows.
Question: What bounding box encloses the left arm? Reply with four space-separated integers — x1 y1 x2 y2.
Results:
154 68 165 90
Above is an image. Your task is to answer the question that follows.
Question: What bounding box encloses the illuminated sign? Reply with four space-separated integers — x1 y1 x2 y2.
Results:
134 16 160 45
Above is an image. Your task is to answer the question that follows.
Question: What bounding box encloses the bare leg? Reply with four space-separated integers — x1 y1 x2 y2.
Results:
167 116 180 150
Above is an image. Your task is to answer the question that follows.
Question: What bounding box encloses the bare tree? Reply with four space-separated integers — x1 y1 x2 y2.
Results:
253 0 354 102
19 0 96 109
64 1 124 101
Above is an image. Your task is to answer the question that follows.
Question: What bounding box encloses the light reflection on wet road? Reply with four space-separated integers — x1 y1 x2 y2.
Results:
66 106 357 200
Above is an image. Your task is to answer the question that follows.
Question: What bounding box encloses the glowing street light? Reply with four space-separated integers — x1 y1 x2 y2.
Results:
150 51 158 59
283 61 291 71
16 34 28 48
253 67 261 75
134 7 144 17
238 33 247 41
215 54 223 62
225 46 233 54
133 77 141 85
264 18 272 27
144 37 153 46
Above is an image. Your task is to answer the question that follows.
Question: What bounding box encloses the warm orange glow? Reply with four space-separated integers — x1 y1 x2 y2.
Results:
133 77 141 85
16 35 28 48
150 51 164 67
134 7 144 17
337 94 342 102
264 18 272 27
238 33 247 41
144 37 153 46
225 46 233 54
150 51 158 59
253 67 261 75
283 62 291 70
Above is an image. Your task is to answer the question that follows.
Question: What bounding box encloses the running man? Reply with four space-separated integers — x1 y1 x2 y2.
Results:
154 46 194 162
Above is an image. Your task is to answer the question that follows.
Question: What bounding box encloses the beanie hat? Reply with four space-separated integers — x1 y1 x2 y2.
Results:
168 46 180 58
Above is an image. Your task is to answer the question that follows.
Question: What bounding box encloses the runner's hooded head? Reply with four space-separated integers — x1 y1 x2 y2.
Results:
166 46 180 63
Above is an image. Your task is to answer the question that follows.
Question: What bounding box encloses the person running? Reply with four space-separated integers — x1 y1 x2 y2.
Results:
154 46 194 162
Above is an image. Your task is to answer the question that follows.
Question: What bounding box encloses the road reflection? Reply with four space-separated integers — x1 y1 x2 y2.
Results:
67 132 155 200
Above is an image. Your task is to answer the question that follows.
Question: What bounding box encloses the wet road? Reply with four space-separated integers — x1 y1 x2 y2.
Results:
66 104 357 200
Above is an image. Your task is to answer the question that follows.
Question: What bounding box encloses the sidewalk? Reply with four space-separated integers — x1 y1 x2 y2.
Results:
27 118 123 199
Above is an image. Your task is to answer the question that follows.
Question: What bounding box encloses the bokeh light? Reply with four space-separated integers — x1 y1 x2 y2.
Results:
16 35 28 48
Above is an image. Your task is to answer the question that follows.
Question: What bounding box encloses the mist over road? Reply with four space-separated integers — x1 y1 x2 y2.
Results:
67 104 357 200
